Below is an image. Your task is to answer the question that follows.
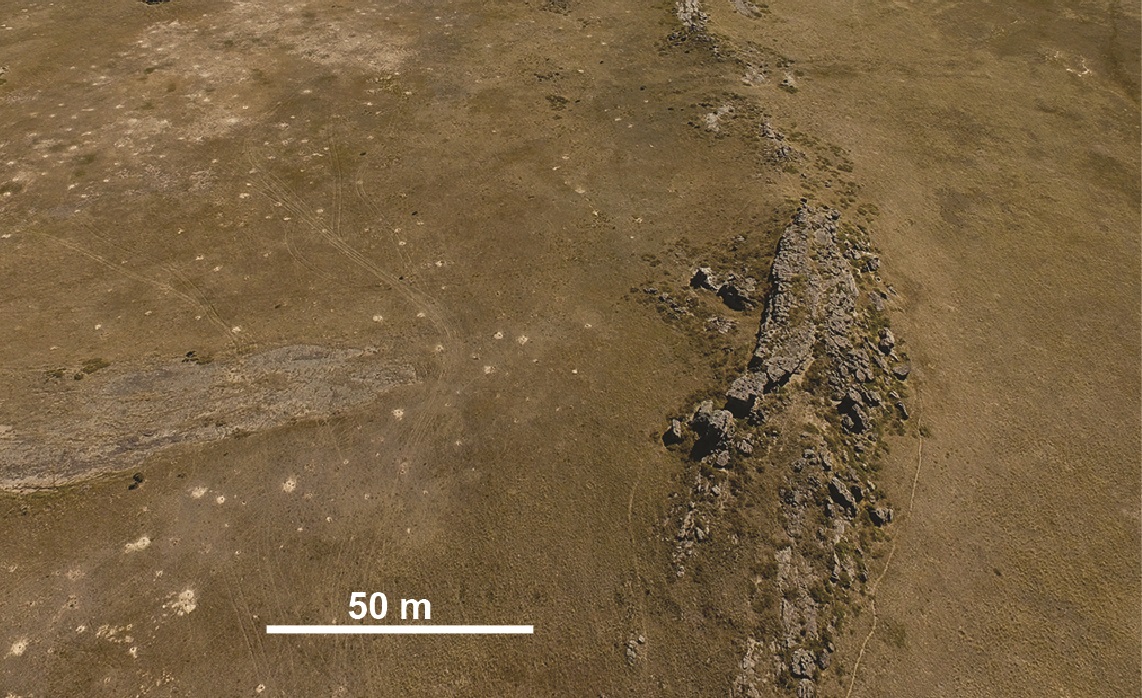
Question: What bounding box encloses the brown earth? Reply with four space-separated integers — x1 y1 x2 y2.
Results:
698 1 1142 695
0 0 1138 696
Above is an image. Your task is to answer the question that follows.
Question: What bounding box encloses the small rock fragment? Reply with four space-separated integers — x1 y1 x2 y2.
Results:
713 449 731 468
707 316 735 334
625 639 639 665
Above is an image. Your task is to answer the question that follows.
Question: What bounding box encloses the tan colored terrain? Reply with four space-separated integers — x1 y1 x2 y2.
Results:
0 0 1138 696
698 2 1141 695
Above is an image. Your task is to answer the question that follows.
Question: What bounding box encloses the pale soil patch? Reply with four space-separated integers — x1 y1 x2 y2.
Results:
123 535 151 553
164 589 197 617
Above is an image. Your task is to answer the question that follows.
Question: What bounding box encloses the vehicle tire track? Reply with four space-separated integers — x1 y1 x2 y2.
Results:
32 229 244 352
241 106 459 465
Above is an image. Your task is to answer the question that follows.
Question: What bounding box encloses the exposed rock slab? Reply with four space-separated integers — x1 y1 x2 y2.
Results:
727 206 859 416
0 345 417 490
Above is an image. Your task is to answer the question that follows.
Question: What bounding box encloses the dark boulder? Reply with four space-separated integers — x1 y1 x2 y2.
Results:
870 506 894 526
689 401 736 458
717 280 755 311
736 437 754 455
877 328 896 355
726 373 764 417
690 267 720 290
838 393 869 433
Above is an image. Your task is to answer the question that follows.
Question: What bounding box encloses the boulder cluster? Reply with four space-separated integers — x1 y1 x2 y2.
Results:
675 0 709 30
690 266 759 311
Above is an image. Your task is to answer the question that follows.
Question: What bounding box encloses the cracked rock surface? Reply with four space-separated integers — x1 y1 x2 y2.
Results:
663 205 909 697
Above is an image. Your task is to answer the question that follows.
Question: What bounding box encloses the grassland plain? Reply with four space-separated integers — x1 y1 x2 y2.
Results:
0 0 1138 697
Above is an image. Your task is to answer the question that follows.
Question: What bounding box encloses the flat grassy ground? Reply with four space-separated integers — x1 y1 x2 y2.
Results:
0 0 1137 696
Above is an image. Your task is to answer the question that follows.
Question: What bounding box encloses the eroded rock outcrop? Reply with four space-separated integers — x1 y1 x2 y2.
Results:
0 345 417 490
726 206 859 417
691 267 759 311
663 204 910 696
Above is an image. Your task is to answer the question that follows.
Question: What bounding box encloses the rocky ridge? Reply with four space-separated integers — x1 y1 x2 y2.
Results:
666 203 909 697
653 5 917 695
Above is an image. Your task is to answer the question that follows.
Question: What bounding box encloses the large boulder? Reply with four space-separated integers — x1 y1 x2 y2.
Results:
726 373 764 417
690 401 736 459
870 507 894 526
827 477 858 515
690 267 720 290
717 276 757 311
877 328 896 355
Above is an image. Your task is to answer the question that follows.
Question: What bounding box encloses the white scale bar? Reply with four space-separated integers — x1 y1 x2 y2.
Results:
267 625 533 635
